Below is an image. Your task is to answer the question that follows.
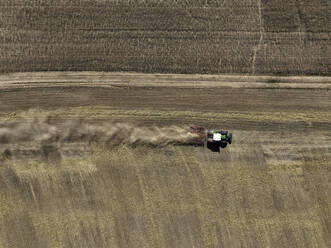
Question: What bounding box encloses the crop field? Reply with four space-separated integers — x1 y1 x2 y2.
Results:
0 0 329 74
0 0 330 246
0 72 330 247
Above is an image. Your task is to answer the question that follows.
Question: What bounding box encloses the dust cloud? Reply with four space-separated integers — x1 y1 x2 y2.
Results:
0 114 199 148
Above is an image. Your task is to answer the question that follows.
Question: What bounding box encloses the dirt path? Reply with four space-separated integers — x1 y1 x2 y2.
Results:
0 72 330 89
1 72 330 113
0 72 330 131
1 71 330 157
0 72 330 161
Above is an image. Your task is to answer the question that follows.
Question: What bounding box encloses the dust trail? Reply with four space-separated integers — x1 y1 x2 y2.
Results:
0 114 199 147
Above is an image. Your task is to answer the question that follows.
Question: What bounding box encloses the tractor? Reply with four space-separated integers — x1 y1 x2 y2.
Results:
190 126 232 152
205 130 232 151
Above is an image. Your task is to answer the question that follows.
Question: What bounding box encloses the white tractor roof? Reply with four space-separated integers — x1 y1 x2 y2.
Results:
213 133 222 141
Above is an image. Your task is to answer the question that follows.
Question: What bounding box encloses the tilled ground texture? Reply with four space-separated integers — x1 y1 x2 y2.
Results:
0 0 329 75
0 73 330 248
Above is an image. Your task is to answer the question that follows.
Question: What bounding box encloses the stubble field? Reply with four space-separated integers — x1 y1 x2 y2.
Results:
0 0 330 247
0 72 330 247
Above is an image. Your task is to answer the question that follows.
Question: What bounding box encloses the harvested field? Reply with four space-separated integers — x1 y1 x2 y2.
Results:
0 0 329 74
1 0 330 246
0 72 330 247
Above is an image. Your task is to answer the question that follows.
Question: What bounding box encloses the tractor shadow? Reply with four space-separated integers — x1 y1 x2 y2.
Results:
207 143 227 153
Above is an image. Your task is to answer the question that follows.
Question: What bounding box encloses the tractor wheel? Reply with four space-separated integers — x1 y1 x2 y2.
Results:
228 133 232 144
220 142 227 149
